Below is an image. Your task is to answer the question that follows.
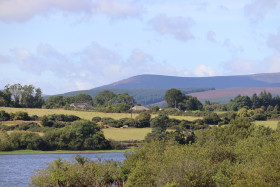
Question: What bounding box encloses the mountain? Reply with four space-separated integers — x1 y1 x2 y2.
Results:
48 72 280 105
97 72 280 89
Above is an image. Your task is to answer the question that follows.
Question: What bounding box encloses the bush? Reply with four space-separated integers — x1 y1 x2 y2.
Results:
252 113 267 121
92 116 101 123
100 118 118 127
18 122 40 131
135 112 151 128
13 111 30 121
9 132 46 150
0 110 10 121
203 113 221 125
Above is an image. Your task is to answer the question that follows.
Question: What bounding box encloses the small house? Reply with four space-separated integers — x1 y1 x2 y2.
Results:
70 103 93 109
131 106 150 111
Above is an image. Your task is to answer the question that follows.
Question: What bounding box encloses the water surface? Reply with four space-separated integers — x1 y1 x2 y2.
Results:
0 152 125 187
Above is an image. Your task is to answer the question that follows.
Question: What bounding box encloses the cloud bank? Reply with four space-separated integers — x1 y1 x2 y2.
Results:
149 14 195 42
0 0 144 22
244 0 278 22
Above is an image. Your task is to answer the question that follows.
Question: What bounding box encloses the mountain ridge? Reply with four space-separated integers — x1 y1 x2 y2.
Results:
96 72 280 89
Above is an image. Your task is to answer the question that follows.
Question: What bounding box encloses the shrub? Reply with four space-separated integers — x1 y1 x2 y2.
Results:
0 110 10 121
252 113 267 121
13 111 30 121
92 116 101 123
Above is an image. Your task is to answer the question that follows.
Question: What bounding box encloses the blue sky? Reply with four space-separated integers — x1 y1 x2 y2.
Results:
0 0 280 95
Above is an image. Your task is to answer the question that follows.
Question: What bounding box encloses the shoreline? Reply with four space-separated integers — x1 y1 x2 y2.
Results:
0 149 133 155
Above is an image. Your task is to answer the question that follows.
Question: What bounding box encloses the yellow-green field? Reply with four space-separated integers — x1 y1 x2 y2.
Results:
0 107 201 121
102 128 152 141
0 107 136 120
254 120 279 130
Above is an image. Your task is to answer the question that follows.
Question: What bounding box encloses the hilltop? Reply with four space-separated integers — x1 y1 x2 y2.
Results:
97 72 280 89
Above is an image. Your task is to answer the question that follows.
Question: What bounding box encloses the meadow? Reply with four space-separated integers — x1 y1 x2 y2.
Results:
103 127 152 141
253 120 279 130
0 107 202 121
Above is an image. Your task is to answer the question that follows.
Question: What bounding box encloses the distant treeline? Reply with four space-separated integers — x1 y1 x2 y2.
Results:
47 87 214 106
0 84 43 108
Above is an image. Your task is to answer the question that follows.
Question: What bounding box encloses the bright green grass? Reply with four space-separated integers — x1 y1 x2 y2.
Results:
0 149 133 155
102 128 152 141
0 107 202 121
253 120 279 130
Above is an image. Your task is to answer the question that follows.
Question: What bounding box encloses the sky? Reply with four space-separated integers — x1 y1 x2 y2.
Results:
0 0 280 95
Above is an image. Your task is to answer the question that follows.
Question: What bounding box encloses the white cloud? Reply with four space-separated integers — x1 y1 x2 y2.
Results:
148 14 195 42
0 0 144 22
4 43 198 93
244 0 278 22
193 64 216 77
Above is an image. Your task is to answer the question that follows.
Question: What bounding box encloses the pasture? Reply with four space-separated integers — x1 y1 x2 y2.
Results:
254 120 279 130
0 107 202 121
102 127 152 141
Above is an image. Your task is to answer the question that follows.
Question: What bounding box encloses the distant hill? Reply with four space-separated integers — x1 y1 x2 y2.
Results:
46 72 280 105
189 87 280 103
97 73 280 89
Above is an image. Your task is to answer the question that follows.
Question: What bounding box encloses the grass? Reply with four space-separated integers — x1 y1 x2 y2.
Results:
0 107 202 121
0 149 133 155
102 128 152 141
0 107 137 120
254 120 279 130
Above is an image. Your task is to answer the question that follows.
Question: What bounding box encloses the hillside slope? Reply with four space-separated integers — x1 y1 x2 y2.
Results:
97 73 280 89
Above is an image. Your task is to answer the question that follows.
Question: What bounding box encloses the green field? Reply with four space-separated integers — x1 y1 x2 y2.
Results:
0 107 201 121
254 120 279 130
103 128 152 141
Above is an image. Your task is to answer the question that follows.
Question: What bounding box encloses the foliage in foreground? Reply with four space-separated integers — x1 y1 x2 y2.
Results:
30 119 280 186
0 120 110 151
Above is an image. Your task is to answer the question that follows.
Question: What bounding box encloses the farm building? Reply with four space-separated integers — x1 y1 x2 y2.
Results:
131 106 150 111
70 103 93 109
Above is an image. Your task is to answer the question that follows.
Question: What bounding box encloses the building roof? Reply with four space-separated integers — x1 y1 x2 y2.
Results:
131 106 150 111
70 103 93 108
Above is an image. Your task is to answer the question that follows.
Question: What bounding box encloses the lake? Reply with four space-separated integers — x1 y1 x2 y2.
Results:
0 152 126 187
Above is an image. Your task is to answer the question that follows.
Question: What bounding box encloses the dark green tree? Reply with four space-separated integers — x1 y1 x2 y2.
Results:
93 90 116 106
150 112 169 135
251 93 261 109
114 93 136 106
135 112 151 128
71 93 92 103
164 88 184 108
0 90 11 107
230 95 252 111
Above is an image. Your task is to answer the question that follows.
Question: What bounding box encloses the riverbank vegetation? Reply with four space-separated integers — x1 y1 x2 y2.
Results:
30 119 280 186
